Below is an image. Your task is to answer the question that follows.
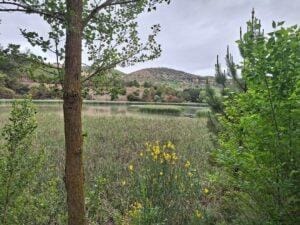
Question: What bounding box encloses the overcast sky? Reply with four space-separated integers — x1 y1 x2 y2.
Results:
0 0 299 76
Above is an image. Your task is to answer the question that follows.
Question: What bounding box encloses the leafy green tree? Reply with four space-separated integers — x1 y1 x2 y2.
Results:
90 70 126 100
0 1 170 224
212 11 300 225
215 55 227 92
143 81 153 88
182 88 201 102
0 45 31 95
127 79 141 87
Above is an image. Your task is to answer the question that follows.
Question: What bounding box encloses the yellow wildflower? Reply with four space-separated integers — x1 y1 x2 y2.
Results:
139 152 144 157
128 202 143 217
163 152 171 161
195 209 203 219
203 188 209 194
152 145 160 155
132 202 143 210
185 160 191 168
171 152 178 161
167 141 175 150
128 164 134 171
159 172 163 176
188 172 193 177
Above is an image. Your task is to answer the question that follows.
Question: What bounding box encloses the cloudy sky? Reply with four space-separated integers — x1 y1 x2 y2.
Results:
0 0 299 76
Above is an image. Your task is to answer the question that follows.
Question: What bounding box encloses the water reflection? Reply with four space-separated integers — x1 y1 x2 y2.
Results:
0 103 207 118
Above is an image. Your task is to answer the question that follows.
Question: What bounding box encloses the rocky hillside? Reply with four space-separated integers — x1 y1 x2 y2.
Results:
123 67 213 86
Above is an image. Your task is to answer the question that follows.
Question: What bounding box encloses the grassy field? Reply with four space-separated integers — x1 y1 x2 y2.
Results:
0 105 213 178
0 104 215 224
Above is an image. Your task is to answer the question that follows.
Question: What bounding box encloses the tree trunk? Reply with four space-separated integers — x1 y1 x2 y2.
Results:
63 1 85 225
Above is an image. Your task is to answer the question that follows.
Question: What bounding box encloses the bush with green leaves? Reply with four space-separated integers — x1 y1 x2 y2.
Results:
0 86 15 99
126 80 140 88
0 99 38 224
209 14 300 225
0 98 66 225
127 90 141 101
182 88 202 103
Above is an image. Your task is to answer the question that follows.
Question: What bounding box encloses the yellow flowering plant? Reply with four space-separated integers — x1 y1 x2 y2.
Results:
124 141 205 225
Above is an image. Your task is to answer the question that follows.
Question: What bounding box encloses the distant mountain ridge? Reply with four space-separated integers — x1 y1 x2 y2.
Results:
123 67 213 85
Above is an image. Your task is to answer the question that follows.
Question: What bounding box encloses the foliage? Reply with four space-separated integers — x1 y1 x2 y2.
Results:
0 99 67 225
0 104 213 225
142 87 156 102
127 90 141 101
209 12 300 225
182 88 202 103
143 81 153 88
205 85 224 115
123 141 204 225
126 80 140 88
0 45 31 95
29 84 54 99
141 85 185 103
0 99 37 224
91 69 126 100
0 86 15 99
215 55 226 91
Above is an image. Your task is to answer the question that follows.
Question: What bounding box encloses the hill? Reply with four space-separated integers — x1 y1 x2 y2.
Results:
123 67 214 87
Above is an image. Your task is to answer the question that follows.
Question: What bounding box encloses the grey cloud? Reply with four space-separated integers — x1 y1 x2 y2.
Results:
1 0 299 76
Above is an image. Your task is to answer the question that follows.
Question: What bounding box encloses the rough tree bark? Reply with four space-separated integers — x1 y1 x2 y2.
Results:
63 1 85 225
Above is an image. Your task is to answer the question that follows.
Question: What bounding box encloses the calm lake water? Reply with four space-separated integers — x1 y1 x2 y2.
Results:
0 101 208 118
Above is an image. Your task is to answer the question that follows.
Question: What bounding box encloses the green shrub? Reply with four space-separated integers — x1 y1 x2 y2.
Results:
0 86 15 99
127 91 141 101
126 80 140 87
143 81 153 88
29 84 53 99
182 88 202 103
0 99 66 225
209 16 300 225
0 99 38 224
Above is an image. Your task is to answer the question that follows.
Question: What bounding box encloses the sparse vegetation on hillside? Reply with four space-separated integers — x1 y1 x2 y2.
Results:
124 67 214 88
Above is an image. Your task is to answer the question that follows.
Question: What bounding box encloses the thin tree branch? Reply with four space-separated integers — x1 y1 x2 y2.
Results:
81 44 144 83
83 0 138 27
83 0 113 27
0 1 64 21
81 61 122 83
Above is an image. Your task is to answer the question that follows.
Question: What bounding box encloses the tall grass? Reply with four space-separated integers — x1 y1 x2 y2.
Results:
130 105 183 116
0 105 214 224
